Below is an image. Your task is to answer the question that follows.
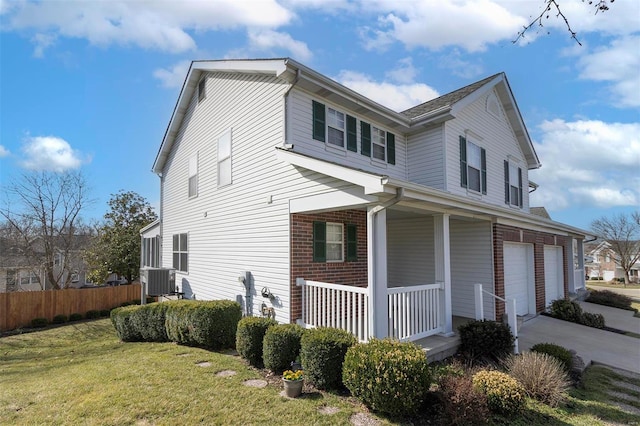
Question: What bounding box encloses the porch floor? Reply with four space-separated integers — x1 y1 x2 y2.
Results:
414 316 472 362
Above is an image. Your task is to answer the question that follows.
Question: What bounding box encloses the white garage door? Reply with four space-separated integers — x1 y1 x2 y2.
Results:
504 242 534 316
544 245 564 307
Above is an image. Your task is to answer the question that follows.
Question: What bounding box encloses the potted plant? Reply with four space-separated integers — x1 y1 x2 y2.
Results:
282 369 304 398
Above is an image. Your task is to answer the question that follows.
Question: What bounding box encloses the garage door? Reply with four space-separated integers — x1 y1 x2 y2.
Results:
544 246 564 307
504 242 533 316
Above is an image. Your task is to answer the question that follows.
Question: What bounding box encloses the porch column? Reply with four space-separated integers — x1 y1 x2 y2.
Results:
367 206 388 339
434 214 453 336
576 239 585 290
566 238 576 294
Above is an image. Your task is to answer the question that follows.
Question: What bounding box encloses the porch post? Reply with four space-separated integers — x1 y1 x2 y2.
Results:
368 206 388 339
576 239 585 290
434 214 453 336
567 238 576 294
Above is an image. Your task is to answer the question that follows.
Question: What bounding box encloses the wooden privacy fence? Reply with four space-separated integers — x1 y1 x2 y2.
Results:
0 284 141 332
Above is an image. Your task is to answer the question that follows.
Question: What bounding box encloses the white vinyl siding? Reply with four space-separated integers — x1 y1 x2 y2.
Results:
217 129 232 187
387 217 436 286
188 153 198 198
445 90 530 211
450 219 494 319
406 126 445 189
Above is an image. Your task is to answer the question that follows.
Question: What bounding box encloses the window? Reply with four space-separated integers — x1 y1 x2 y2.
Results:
198 78 206 102
172 233 188 272
71 271 79 283
218 129 232 187
20 271 38 286
504 160 523 207
460 136 487 194
372 126 386 161
54 253 62 267
327 108 345 148
188 153 198 198
313 222 357 262
142 236 160 268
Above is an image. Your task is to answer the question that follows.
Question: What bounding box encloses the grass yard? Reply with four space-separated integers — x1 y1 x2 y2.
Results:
586 281 640 290
2 320 640 425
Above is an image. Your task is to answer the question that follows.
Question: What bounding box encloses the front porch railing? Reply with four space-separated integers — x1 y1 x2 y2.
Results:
474 283 518 354
388 283 444 341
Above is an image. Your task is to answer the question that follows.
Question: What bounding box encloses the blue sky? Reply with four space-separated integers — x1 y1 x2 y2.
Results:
0 0 638 231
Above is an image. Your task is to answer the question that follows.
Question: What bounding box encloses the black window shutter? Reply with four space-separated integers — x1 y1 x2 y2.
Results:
481 148 487 195
504 160 510 204
346 224 357 261
518 167 523 207
459 136 467 188
313 221 326 262
361 122 371 157
346 115 357 152
386 132 396 165
312 101 325 142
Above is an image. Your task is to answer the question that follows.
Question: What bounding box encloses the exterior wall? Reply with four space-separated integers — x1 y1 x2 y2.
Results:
493 223 570 319
387 216 435 286
288 88 408 181
406 126 445 189
444 89 530 212
290 210 368 322
160 72 357 323
450 219 495 320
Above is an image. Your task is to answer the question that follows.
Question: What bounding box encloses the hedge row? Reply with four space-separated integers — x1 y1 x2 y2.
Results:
111 300 242 350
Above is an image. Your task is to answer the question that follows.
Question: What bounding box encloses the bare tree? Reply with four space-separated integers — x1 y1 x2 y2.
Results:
591 211 640 285
514 0 615 45
1 171 93 290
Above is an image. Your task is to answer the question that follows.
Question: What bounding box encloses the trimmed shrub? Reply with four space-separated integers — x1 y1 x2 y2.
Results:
586 290 634 311
342 339 431 417
236 316 277 367
99 310 111 317
531 342 573 371
69 313 83 321
31 317 48 328
438 374 490 425
504 352 570 407
165 300 242 349
549 299 583 323
85 310 101 319
458 320 514 362
300 327 357 390
130 302 173 342
581 312 605 329
110 305 144 342
472 370 525 416
262 323 305 373
52 314 68 324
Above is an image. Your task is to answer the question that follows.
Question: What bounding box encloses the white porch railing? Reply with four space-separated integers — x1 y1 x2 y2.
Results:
388 283 444 341
296 278 369 342
474 283 519 354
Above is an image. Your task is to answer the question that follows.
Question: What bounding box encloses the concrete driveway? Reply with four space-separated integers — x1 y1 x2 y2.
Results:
518 310 640 373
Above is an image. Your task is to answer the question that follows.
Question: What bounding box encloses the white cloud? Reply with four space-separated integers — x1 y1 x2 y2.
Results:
0 145 9 157
247 29 312 62
2 1 293 55
153 60 191 89
31 33 56 58
438 49 484 79
21 136 88 172
385 57 418 84
336 70 439 112
530 119 640 210
577 35 640 108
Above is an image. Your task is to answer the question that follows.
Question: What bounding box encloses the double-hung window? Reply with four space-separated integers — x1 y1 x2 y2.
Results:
327 108 345 148
172 233 188 272
504 160 523 207
218 129 232 187
372 126 386 161
460 136 487 194
20 271 38 286
313 221 357 262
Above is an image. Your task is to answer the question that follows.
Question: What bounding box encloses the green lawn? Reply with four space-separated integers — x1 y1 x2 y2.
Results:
1 320 639 425
586 281 640 289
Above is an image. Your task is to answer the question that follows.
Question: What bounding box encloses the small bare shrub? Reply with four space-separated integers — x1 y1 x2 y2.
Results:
438 374 490 425
503 351 570 407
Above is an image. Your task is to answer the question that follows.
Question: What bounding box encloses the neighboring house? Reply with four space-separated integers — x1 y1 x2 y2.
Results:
147 58 590 342
585 240 640 282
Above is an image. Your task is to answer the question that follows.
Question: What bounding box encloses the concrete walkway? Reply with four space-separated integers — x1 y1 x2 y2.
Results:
519 315 640 373
579 301 640 334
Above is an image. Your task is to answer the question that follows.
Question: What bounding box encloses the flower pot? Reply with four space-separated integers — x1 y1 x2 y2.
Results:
283 378 303 398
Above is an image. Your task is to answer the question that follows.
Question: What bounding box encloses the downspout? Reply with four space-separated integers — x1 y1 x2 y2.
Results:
283 69 301 148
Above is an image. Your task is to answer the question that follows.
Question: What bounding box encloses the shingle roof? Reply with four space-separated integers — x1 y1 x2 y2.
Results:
530 207 551 220
401 73 502 119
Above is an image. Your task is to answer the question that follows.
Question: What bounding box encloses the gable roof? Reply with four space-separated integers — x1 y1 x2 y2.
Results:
530 207 551 219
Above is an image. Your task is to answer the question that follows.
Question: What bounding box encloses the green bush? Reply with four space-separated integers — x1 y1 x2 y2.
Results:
586 290 634 311
110 305 143 342
300 327 357 390
581 312 605 329
235 317 277 367
504 352 570 407
85 310 101 319
164 300 241 349
52 314 68 324
31 317 48 328
262 323 305 373
342 339 431 417
472 370 525 416
129 302 173 342
458 320 514 362
549 299 583 323
438 373 490 425
69 313 83 321
99 310 111 317
531 342 573 371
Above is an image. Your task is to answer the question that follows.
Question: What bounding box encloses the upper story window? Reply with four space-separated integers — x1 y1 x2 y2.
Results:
504 160 523 208
188 153 198 198
172 233 188 272
327 108 345 148
460 136 486 194
198 78 206 102
54 253 62 267
218 129 232 187
372 126 386 161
